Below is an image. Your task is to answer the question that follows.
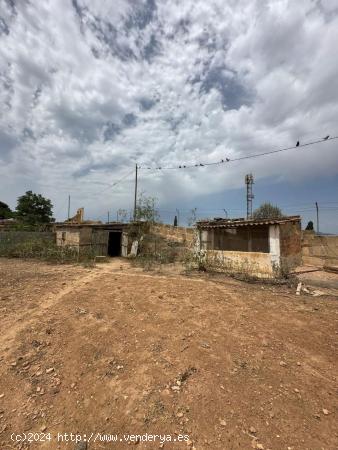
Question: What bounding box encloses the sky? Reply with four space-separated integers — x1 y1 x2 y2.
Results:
0 0 338 232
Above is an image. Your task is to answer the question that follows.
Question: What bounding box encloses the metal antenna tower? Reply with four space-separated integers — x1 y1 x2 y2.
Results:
245 174 254 219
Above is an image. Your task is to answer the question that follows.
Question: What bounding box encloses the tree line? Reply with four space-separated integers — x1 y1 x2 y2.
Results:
0 191 53 229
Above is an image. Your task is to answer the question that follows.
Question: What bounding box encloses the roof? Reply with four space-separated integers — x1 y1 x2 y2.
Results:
196 215 301 229
54 222 130 229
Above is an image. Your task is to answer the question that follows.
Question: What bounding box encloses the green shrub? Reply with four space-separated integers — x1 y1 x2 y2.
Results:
0 237 96 265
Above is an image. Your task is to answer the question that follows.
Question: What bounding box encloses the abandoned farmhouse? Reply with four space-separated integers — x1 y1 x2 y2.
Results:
2 203 338 277
197 215 302 276
56 223 130 257
52 208 306 277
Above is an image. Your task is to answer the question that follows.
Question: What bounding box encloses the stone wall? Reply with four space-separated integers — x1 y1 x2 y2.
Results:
302 231 338 267
56 229 80 247
279 221 302 267
137 223 196 261
149 223 195 247
206 249 275 278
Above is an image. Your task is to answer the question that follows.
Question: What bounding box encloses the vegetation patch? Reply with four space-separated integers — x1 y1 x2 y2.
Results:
0 233 96 265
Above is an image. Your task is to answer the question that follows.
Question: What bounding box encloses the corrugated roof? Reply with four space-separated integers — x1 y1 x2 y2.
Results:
196 215 301 229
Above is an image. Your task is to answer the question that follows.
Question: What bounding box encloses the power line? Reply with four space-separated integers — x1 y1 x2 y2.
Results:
91 168 135 196
138 135 338 171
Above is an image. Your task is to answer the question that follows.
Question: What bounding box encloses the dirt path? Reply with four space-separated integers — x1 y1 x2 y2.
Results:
0 258 337 450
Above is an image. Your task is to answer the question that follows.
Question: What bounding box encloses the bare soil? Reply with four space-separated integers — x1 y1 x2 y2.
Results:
0 258 337 450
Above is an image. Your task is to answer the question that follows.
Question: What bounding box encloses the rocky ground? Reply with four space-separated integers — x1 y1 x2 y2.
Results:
0 258 337 450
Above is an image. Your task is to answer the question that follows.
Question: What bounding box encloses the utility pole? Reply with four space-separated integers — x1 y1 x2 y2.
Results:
245 174 254 219
67 195 71 220
107 211 110 224
315 202 319 234
133 164 138 221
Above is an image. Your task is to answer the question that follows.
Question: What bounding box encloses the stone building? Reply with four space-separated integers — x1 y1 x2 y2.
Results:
55 222 131 256
196 216 302 277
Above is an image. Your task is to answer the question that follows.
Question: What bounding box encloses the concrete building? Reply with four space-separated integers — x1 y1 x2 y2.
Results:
55 222 131 256
196 216 302 277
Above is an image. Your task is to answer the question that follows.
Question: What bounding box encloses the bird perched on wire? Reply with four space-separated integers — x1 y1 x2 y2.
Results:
323 135 329 140
296 141 300 147
226 158 230 162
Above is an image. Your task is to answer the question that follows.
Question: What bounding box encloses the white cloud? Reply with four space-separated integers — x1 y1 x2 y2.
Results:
0 0 337 221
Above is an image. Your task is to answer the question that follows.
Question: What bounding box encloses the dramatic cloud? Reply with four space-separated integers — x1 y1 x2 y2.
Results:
0 0 337 221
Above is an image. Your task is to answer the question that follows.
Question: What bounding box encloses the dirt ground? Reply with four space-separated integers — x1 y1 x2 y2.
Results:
0 258 337 450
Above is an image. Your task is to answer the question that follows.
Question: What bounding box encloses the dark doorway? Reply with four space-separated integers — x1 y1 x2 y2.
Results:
108 232 121 256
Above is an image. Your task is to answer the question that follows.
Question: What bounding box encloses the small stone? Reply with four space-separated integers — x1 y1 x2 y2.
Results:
46 368 54 374
249 426 257 434
219 419 226 426
176 380 181 386
171 386 180 391
322 409 329 415
294 388 299 393
256 444 264 450
74 442 88 450
279 361 287 367
36 371 42 376
0 394 4 399
70 383 76 389
176 412 184 418
40 425 47 432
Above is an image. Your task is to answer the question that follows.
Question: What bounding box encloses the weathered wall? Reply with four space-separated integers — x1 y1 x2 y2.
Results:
205 250 275 277
302 231 338 267
138 223 195 261
0 231 55 242
56 229 80 247
80 227 92 246
149 224 195 246
279 221 302 268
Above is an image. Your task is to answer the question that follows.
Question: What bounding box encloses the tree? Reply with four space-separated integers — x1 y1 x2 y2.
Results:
0 201 13 219
16 191 53 226
253 203 283 219
134 193 160 223
305 220 314 230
